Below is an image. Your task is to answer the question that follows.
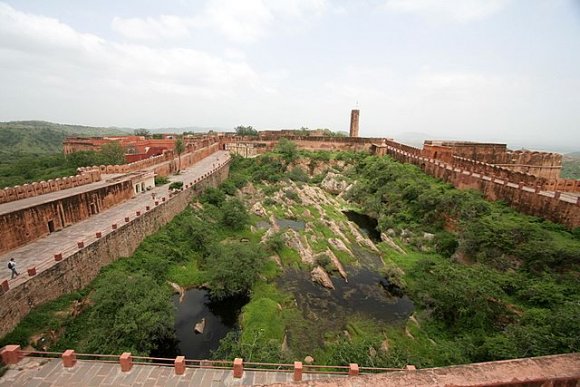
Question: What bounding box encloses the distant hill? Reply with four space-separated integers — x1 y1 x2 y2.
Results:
0 121 128 156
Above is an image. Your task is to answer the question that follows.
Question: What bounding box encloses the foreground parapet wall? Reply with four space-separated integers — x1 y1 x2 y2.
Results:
267 353 580 387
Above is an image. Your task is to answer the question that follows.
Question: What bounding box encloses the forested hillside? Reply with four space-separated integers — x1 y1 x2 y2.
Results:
561 152 580 179
0 121 127 156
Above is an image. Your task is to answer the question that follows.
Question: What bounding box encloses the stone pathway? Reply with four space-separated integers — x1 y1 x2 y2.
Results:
1 151 229 285
0 358 338 386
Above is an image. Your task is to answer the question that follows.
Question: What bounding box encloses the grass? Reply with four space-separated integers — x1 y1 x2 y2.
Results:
0 291 87 348
166 257 207 287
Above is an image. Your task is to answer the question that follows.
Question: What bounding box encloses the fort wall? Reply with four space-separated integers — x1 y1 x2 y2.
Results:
0 158 230 337
0 180 135 255
0 142 221 256
382 145 580 228
0 169 102 205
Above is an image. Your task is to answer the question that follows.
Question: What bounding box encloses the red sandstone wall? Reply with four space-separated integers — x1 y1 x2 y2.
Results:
0 180 135 255
451 156 546 187
543 178 580 193
0 160 231 337
383 145 580 229
0 169 102 205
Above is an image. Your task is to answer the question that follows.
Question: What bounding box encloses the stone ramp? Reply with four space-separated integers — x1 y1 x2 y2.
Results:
0 358 339 386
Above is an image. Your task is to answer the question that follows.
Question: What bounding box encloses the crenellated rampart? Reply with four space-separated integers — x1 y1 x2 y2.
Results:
380 143 580 228
451 156 547 187
0 169 102 205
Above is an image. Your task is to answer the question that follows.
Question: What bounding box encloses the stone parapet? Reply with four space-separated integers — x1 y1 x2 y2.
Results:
0 169 102 205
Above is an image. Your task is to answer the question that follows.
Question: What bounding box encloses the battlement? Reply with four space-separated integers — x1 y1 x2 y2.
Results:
0 169 102 205
375 142 579 228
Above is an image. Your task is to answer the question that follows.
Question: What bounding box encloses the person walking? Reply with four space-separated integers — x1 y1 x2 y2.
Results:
7 258 19 279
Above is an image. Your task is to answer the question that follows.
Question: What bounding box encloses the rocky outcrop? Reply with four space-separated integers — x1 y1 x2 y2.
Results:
311 266 335 289
251 202 267 217
286 229 315 264
380 233 407 255
347 221 380 252
324 219 349 241
168 281 185 303
328 238 353 257
325 248 348 280
320 172 349 195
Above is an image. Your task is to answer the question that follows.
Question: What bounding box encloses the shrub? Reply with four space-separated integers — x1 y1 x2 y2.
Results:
265 232 286 254
169 181 183 191
287 167 309 182
154 176 169 185
220 198 250 230
283 189 301 203
200 187 226 206
205 243 266 299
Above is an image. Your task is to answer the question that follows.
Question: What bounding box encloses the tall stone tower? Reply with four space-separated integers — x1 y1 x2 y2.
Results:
349 109 360 137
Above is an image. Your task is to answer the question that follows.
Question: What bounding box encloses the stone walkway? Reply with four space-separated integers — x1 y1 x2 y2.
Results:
1 151 229 285
0 358 338 386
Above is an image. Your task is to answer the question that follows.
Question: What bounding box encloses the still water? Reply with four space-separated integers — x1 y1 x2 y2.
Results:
171 289 247 359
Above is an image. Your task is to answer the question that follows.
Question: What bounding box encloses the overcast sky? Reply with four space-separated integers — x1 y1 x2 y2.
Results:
0 0 579 151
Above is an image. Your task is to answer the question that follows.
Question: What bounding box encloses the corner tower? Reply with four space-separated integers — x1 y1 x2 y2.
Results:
349 109 360 137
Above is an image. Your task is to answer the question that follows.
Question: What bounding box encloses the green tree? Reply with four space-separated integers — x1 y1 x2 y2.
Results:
235 125 258 136
84 271 174 355
174 139 185 172
134 128 151 137
275 138 298 164
200 187 226 206
220 198 250 230
205 243 265 299
99 142 125 165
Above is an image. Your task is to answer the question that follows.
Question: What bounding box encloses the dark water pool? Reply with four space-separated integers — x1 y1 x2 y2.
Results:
342 210 381 242
278 267 414 332
256 218 305 231
165 289 248 359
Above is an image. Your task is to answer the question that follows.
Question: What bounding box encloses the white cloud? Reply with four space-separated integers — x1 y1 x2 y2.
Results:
111 0 328 43
111 15 192 41
0 2 273 126
383 0 511 22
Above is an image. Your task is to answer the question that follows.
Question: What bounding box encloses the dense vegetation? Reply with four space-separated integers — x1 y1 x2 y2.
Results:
0 121 129 188
561 152 580 179
0 121 126 156
1 143 578 369
0 143 126 188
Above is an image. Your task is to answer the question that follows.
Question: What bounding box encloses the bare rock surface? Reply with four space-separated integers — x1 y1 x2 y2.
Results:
380 232 407 255
310 266 335 289
320 172 349 195
194 318 206 334
168 281 185 303
347 221 380 252
328 238 353 256
286 229 315 264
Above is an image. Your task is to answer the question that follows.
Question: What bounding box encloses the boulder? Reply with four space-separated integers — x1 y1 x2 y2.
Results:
194 318 206 334
310 266 335 289
251 202 267 217
423 232 435 241
304 356 314 364
320 172 349 195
